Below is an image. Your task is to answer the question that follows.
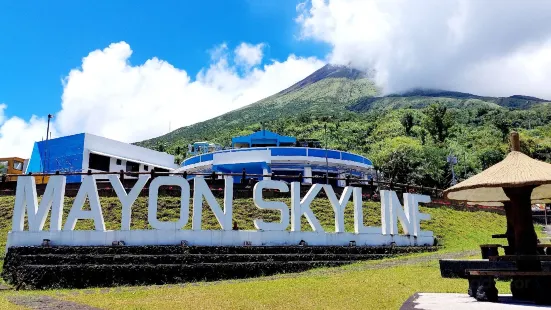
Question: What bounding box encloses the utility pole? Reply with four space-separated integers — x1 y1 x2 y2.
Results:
463 152 467 179
46 114 52 141
43 114 53 181
325 123 329 184
447 153 458 186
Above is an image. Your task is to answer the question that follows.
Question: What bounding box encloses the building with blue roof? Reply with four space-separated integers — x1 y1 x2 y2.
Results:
26 133 178 183
178 130 374 187
231 130 296 148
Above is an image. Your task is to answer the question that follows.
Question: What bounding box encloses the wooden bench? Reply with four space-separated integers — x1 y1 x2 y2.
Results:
466 269 551 304
479 244 501 259
489 255 551 262
468 270 551 276
480 243 551 256
537 244 551 255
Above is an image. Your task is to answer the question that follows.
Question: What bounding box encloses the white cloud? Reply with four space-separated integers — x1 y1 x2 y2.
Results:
0 104 52 158
234 42 265 68
0 41 324 158
296 0 551 98
0 104 5 125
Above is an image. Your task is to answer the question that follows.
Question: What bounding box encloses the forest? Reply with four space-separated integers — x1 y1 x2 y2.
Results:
158 102 551 190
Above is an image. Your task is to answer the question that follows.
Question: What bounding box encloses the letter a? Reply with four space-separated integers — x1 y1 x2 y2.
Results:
64 175 106 231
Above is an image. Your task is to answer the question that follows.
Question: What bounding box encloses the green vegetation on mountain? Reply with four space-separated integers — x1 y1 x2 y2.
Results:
138 64 551 189
139 65 380 151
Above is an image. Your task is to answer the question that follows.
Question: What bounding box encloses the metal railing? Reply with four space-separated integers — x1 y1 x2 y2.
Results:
1 169 444 197
181 147 373 167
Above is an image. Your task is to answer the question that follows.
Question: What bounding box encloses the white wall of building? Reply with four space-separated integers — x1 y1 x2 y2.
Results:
85 134 176 168
212 150 271 165
81 133 177 179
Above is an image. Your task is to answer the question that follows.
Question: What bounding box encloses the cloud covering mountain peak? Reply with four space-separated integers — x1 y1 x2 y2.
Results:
297 0 551 97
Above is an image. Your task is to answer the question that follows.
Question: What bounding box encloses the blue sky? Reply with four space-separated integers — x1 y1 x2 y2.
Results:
3 1 551 157
0 0 328 121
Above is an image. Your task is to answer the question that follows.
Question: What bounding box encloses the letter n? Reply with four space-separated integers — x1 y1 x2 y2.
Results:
380 190 413 235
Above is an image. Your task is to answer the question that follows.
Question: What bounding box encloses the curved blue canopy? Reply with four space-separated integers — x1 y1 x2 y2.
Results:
231 130 296 148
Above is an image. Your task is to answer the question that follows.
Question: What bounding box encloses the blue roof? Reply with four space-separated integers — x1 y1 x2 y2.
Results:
26 133 85 183
231 130 296 147
181 147 373 167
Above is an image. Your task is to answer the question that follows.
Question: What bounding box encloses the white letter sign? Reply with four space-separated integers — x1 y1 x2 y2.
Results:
148 176 190 230
192 177 233 230
64 175 105 231
12 175 66 232
290 183 324 232
253 180 289 231
7 175 435 248
109 175 150 230
324 185 353 233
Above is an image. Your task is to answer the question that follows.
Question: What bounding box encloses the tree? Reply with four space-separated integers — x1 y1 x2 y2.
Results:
400 112 415 136
297 114 310 124
369 137 422 184
412 146 448 188
175 146 181 155
157 143 165 152
493 117 511 141
174 155 184 165
479 148 505 170
422 103 453 143
419 129 427 145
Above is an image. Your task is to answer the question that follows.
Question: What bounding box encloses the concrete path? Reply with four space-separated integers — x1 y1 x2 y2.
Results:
7 296 101 310
401 293 549 310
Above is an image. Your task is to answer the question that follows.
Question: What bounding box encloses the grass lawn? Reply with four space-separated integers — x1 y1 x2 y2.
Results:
0 195 526 309
3 259 513 310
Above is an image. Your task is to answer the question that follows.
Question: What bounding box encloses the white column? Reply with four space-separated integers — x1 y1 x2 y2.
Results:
338 172 346 187
303 166 312 184
263 167 271 180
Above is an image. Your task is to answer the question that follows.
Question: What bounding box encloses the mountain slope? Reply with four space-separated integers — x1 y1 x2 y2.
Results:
138 64 379 148
138 65 550 151
348 89 547 112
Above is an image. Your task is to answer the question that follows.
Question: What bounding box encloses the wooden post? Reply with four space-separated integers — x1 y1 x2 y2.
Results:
510 132 520 152
503 186 540 270
502 201 516 255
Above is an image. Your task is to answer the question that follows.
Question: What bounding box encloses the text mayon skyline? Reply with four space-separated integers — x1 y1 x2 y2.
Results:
3 0 551 157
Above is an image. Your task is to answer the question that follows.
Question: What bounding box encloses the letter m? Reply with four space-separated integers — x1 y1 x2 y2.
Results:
12 175 66 232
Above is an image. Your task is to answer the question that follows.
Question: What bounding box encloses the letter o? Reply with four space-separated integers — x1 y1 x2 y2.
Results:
148 176 190 230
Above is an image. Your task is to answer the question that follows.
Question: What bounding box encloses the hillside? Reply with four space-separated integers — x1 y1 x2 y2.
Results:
138 64 380 149
349 89 547 112
139 65 549 150
138 64 551 189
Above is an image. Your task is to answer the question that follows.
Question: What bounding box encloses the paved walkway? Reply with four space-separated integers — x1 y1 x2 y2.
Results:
7 296 101 310
401 293 549 310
